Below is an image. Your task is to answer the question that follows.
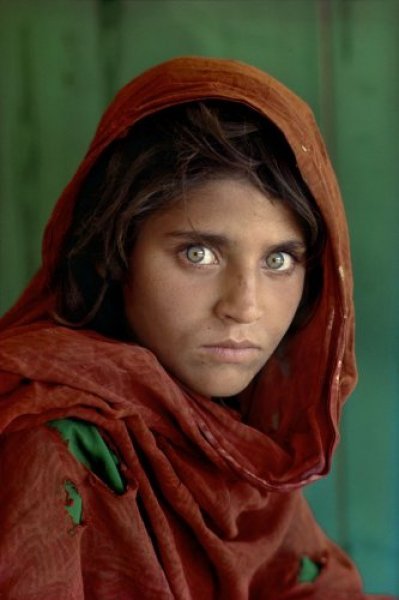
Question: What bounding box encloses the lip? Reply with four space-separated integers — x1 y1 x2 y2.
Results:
206 339 260 350
201 340 262 363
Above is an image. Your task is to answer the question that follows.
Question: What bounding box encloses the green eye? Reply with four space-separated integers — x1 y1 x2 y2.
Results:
185 245 216 265
186 246 205 263
266 251 292 270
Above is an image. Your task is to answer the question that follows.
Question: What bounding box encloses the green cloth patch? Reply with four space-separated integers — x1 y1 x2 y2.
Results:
298 555 321 583
64 481 82 525
49 418 125 494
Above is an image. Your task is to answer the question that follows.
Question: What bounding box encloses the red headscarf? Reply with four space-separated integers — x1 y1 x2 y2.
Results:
0 57 390 599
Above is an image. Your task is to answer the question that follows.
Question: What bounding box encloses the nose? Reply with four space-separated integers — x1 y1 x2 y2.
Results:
214 270 263 324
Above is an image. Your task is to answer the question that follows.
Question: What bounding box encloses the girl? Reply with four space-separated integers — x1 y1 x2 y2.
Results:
0 57 392 599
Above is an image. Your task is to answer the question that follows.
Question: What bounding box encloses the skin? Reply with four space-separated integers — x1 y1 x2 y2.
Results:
123 177 306 398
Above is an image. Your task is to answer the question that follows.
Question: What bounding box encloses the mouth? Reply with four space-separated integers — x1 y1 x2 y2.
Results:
201 340 262 363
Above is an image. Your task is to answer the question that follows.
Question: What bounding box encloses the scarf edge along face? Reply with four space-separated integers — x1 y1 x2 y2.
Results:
0 55 357 490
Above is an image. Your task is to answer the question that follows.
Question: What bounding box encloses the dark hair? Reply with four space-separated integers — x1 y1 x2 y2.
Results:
51 100 325 339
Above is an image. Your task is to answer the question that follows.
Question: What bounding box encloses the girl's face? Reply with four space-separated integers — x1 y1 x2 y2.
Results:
123 178 306 398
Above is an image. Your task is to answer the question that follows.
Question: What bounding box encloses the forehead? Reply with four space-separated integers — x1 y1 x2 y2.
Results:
147 177 305 242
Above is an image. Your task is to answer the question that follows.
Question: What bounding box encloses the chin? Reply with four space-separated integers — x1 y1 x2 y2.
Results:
191 377 253 399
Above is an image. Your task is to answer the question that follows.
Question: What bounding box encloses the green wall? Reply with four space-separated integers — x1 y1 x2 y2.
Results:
1 1 398 594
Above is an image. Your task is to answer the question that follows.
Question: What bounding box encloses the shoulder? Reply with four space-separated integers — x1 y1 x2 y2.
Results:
0 424 87 596
0 419 126 503
0 423 87 522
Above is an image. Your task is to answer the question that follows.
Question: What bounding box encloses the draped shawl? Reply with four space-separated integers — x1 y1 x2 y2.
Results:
0 57 391 599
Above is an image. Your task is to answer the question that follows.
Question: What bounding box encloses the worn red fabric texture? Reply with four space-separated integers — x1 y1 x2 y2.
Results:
0 57 392 598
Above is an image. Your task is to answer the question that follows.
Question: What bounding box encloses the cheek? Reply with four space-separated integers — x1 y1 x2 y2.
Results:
291 278 306 313
269 275 305 331
124 263 196 341
289 278 306 319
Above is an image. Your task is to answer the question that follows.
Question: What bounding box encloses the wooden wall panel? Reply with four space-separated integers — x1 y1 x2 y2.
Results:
1 0 105 310
0 0 397 595
330 1 399 592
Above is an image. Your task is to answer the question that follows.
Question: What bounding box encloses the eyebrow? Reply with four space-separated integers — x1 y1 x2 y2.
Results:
165 230 307 252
